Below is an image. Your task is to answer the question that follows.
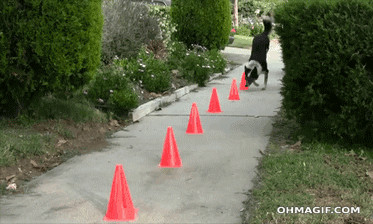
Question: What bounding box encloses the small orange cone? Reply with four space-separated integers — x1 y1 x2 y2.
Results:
229 79 240 100
186 103 203 134
103 164 138 222
159 126 182 167
207 88 222 113
239 72 249 90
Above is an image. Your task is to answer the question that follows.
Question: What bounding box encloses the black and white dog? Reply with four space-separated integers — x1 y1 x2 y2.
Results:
244 16 273 90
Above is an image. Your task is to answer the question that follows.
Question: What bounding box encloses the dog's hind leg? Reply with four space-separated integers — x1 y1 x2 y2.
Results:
262 71 268 90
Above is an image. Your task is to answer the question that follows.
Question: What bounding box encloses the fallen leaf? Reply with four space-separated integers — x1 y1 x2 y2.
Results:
6 175 16 181
281 145 289 149
366 171 373 180
30 160 39 168
56 139 67 147
49 163 59 168
109 120 119 127
345 150 356 157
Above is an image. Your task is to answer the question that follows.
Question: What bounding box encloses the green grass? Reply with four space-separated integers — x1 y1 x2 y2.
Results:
27 94 108 123
0 94 108 167
243 112 373 224
228 35 253 49
0 125 55 167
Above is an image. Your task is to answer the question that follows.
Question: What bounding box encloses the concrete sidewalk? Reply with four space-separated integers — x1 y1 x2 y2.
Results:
0 42 283 224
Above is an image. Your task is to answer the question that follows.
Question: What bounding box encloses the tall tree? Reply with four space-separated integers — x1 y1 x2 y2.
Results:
233 0 238 27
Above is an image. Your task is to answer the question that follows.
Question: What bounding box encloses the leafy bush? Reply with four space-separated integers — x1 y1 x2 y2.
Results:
87 64 138 115
138 48 171 93
171 0 231 50
205 49 227 74
249 18 265 36
101 0 161 63
181 50 210 87
0 0 103 117
118 47 171 93
167 41 188 69
235 25 251 36
239 0 277 19
180 45 226 87
148 5 176 47
275 0 373 145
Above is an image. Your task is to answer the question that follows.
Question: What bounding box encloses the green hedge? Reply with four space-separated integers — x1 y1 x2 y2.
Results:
275 0 373 144
171 0 231 50
0 0 103 116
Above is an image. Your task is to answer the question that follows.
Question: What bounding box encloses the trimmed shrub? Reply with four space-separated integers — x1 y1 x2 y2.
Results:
87 64 139 115
235 25 251 36
0 0 103 117
171 0 231 50
275 0 373 144
101 0 161 63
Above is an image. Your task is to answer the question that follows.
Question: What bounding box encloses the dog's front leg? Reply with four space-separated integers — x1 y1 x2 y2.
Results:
262 71 268 90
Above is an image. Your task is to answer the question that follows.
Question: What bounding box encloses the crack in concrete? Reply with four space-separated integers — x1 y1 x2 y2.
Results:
148 114 274 118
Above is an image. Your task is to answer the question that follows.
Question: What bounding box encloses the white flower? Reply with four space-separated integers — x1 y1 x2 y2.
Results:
109 90 113 93
186 53 190 56
83 90 88 95
255 9 260 15
139 80 142 84
6 183 17 190
151 74 155 78
98 98 104 103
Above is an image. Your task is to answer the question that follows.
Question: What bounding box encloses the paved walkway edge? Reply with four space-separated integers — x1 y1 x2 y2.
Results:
131 69 231 122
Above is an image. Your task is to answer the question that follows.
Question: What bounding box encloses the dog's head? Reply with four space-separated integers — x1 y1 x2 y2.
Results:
244 66 258 86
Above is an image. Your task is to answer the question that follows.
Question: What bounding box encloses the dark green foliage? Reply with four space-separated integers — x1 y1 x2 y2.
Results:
171 0 231 50
181 51 210 87
87 64 139 115
167 41 188 69
205 49 227 74
101 0 161 63
275 0 373 145
235 25 251 36
117 47 171 93
0 0 103 116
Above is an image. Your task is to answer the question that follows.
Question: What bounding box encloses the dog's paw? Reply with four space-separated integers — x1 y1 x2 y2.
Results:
253 82 259 87
261 87 266 90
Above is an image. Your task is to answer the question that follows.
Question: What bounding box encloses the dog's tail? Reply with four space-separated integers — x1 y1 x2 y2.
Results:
262 16 272 34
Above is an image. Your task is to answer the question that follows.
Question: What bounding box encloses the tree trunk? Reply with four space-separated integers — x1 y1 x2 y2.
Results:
233 0 238 27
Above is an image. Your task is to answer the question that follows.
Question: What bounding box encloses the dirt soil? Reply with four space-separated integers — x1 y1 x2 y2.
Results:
0 62 239 196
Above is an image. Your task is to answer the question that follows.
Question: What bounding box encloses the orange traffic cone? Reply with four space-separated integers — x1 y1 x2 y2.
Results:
103 164 138 222
159 126 182 167
207 88 222 113
229 79 240 100
239 72 249 90
186 102 203 134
